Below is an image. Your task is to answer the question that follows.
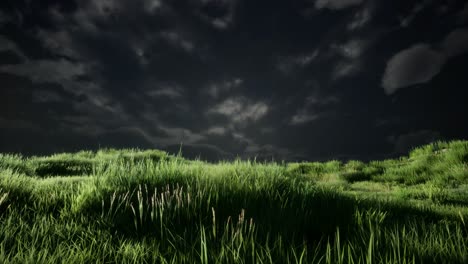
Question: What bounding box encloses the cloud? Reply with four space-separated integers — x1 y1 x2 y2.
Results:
147 83 184 99
158 126 205 145
260 127 275 134
329 39 368 80
144 0 162 13
70 0 163 33
226 131 297 161
133 46 150 66
305 94 340 105
276 51 318 74
0 36 27 61
0 59 86 83
66 0 127 34
99 126 157 147
231 132 255 148
209 97 269 124
160 31 195 53
332 61 362 80
196 0 238 30
1 1 290 162
315 0 364 10
212 19 230 30
87 0 122 19
72 9 99 33
71 93 130 123
82 123 206 150
442 28 468 58
398 1 426 28
290 94 339 125
36 29 78 59
382 27 468 95
382 44 446 95
348 7 372 30
205 126 227 135
0 2 213 154
334 39 364 59
290 113 320 125
205 78 243 98
32 89 64 103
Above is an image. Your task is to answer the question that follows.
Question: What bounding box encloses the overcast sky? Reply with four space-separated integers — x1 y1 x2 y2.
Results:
1 0 467 162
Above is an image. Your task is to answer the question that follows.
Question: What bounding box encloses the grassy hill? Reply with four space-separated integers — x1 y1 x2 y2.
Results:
0 140 467 263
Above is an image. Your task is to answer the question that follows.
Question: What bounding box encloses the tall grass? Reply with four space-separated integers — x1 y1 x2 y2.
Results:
0 141 467 263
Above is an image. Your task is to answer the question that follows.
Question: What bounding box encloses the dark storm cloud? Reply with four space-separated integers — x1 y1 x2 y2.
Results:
3 0 204 129
0 72 93 145
4 0 344 160
0 0 467 161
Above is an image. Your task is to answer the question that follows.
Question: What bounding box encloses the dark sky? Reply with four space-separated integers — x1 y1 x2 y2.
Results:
1 0 467 162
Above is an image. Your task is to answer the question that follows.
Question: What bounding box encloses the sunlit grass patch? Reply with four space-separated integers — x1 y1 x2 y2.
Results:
349 181 394 193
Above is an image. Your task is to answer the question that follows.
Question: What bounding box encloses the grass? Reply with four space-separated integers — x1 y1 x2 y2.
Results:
0 140 467 263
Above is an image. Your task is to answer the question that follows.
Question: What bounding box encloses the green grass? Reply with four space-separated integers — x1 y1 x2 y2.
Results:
0 140 467 263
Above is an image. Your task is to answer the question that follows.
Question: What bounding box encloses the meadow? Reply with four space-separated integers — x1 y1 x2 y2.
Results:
0 140 467 263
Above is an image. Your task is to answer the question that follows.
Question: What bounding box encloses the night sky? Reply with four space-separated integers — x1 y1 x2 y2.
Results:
1 0 467 162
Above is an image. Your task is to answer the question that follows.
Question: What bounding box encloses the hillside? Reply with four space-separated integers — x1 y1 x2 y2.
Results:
0 140 467 263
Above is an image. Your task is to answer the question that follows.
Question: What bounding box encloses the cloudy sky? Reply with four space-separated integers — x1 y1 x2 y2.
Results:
1 0 467 162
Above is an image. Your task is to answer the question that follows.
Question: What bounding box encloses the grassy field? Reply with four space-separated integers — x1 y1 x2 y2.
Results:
0 141 467 263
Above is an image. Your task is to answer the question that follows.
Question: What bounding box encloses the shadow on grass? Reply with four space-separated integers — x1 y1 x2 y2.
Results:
34 160 95 177
74 179 466 245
